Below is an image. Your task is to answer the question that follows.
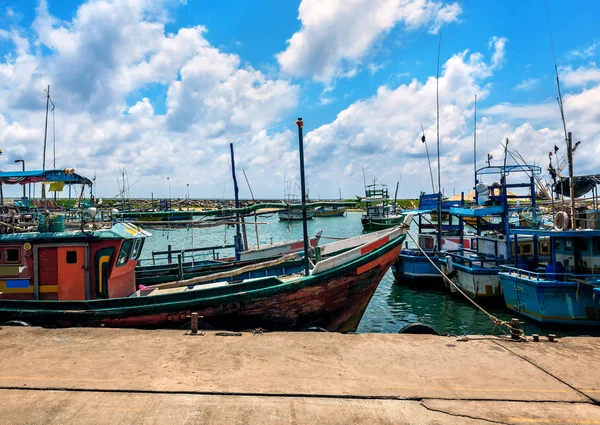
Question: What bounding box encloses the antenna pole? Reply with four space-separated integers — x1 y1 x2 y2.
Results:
242 169 260 248
473 94 477 182
568 132 576 229
52 100 56 201
42 85 50 205
230 143 243 259
436 34 442 251
421 124 435 193
296 118 310 276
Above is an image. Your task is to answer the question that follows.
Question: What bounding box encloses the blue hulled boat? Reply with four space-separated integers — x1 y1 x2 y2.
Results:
438 164 546 302
499 228 600 326
393 193 474 285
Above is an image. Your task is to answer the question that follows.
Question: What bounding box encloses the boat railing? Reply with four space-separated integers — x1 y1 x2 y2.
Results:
499 265 600 284
444 250 505 268
140 244 236 266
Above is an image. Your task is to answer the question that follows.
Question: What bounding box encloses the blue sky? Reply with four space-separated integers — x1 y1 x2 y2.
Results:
0 0 599 199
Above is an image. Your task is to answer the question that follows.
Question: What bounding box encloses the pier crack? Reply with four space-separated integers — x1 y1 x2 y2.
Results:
420 400 511 425
489 339 598 406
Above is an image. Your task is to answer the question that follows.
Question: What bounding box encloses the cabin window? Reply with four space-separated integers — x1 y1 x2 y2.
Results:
554 238 561 250
577 238 589 252
136 239 145 259
130 238 144 260
116 240 134 267
66 250 78 264
5 248 20 263
565 240 573 252
540 241 550 255
519 243 532 255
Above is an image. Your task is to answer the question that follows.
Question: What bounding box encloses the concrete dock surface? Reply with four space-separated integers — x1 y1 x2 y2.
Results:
0 327 598 424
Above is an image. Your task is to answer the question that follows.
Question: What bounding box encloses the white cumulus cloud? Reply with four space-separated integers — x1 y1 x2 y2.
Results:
277 0 461 83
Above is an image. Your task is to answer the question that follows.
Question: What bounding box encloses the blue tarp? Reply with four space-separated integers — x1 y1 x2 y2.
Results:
0 169 92 185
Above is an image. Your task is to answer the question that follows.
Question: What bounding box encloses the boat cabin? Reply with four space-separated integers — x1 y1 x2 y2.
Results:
0 223 148 301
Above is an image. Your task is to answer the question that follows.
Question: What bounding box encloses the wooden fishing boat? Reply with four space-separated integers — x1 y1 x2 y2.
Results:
314 206 347 217
360 183 404 231
278 209 314 220
0 219 411 331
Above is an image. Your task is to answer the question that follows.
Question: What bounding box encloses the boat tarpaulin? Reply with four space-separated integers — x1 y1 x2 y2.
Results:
0 169 92 186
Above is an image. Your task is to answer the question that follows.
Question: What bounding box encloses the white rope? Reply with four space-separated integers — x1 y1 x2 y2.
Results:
405 225 525 339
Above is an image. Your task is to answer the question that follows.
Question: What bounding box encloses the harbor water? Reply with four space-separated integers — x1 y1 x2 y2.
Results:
140 211 600 337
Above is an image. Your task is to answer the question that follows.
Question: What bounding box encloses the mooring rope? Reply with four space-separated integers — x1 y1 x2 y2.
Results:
405 229 525 340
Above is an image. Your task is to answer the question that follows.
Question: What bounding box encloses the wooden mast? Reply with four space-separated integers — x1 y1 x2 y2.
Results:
436 34 442 251
296 118 310 276
229 143 244 260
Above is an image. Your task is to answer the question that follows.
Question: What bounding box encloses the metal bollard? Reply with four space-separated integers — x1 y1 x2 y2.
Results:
532 334 540 342
191 312 199 335
548 334 556 342
510 318 522 340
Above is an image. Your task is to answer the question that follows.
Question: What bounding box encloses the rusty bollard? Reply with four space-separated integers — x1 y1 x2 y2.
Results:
191 312 199 335
548 334 557 342
532 334 540 342
510 318 523 340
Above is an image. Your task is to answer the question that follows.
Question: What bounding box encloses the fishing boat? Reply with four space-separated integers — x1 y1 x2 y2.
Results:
499 228 600 326
0 217 410 331
314 205 346 217
360 182 404 231
393 192 474 284
278 209 314 220
278 181 314 220
438 164 546 302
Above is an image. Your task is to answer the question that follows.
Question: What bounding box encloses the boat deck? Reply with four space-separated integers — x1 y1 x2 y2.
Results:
0 327 598 424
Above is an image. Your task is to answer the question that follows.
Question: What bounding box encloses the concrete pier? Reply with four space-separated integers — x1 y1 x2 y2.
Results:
0 327 598 424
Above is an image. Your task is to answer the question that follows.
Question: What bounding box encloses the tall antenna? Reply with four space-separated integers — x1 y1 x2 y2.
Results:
436 34 442 250
545 1 575 228
544 2 568 147
42 85 50 171
473 94 477 180
52 104 56 169
421 124 435 193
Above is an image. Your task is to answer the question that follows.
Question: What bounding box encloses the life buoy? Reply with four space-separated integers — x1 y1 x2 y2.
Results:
553 211 569 231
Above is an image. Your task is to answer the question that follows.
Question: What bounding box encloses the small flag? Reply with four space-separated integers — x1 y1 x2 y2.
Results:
554 145 559 154
421 134 426 143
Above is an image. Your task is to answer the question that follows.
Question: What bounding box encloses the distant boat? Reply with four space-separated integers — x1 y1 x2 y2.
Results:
314 205 346 217
360 182 404 231
278 209 314 220
115 199 195 222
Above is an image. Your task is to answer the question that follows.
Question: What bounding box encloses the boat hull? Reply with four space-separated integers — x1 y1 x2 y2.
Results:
314 208 346 217
500 272 600 326
440 258 502 301
393 253 442 283
0 234 405 332
278 210 314 220
361 216 404 231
